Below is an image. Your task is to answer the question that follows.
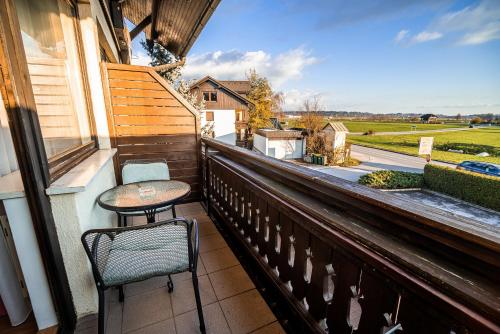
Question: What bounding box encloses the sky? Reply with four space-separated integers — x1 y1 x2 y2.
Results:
130 0 500 115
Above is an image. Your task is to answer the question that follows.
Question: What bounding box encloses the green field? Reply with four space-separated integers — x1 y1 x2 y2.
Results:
348 128 500 164
342 121 467 133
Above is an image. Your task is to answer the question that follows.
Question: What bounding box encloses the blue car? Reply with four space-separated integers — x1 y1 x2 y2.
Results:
457 161 500 177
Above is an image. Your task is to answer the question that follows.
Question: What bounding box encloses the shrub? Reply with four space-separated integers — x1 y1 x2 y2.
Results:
358 170 423 189
434 142 499 157
423 164 500 211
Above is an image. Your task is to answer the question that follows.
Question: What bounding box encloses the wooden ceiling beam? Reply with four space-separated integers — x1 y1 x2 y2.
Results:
129 14 151 41
150 0 161 41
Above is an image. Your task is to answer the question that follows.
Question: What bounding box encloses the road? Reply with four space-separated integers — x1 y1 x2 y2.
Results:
296 145 455 182
351 145 455 172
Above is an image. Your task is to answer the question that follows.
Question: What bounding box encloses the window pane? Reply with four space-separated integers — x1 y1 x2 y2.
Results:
210 92 217 102
203 92 209 101
15 0 92 159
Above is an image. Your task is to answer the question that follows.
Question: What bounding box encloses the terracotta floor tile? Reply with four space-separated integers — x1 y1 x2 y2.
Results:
125 318 176 334
209 265 255 300
219 289 276 334
125 276 168 297
200 247 239 273
171 275 217 316
251 321 286 334
199 233 228 254
198 220 219 237
105 301 123 333
172 256 206 282
174 302 230 334
122 287 173 332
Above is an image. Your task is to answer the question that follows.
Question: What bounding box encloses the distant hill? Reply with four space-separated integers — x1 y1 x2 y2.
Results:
283 110 499 120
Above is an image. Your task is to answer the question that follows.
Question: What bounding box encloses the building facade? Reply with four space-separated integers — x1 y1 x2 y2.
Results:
190 76 253 146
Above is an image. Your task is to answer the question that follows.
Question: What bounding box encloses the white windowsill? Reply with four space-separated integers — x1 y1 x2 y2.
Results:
46 149 117 196
0 170 24 200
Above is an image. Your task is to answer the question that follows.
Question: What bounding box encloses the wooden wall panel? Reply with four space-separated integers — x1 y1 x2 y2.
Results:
102 63 201 202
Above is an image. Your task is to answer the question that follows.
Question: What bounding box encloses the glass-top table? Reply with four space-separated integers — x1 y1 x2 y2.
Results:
97 180 191 224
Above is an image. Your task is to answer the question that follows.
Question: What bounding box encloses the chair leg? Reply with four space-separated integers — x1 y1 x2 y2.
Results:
118 285 124 303
98 289 105 334
192 273 206 333
172 205 176 218
167 274 174 293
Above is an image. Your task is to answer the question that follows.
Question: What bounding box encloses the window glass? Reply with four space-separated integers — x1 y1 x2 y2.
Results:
210 92 217 102
15 0 92 159
203 92 209 101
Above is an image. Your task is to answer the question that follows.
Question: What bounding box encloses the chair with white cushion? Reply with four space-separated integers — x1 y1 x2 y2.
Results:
81 218 205 334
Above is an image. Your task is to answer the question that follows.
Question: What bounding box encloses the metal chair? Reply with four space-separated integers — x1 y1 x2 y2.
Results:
81 218 206 334
119 159 175 226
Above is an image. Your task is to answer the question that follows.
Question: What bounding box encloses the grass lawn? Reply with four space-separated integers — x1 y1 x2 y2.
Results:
348 128 500 164
342 121 467 133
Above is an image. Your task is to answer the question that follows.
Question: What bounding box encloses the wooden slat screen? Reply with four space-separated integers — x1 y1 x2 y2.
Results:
102 63 201 202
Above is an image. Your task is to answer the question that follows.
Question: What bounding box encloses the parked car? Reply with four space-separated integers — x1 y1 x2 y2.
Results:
456 161 500 177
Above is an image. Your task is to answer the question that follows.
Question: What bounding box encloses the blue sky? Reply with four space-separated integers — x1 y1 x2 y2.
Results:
131 0 500 115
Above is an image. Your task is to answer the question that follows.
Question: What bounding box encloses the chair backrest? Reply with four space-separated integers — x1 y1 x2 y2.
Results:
122 159 170 185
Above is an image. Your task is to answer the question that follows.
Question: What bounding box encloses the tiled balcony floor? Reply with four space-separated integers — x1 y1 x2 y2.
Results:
78 202 285 334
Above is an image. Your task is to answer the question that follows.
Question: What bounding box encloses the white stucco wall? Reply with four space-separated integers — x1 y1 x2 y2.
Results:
3 197 58 329
253 134 304 160
49 158 117 318
268 139 304 159
253 134 267 155
201 109 236 145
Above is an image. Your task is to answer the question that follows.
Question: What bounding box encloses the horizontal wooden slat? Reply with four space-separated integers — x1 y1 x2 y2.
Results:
116 134 197 145
118 150 198 162
39 115 78 127
34 95 71 105
41 127 80 137
109 79 165 90
36 104 73 115
168 167 200 177
107 70 155 82
118 158 198 170
27 57 65 66
115 125 195 136
117 142 197 154
112 105 192 116
113 115 195 126
110 88 173 99
28 64 66 77
111 96 181 107
32 85 69 96
30 75 67 86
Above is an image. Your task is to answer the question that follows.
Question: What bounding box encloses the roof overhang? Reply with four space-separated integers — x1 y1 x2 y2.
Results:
122 0 221 58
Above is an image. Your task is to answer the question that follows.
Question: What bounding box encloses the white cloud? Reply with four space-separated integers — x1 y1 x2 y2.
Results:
394 29 409 43
412 31 443 43
182 47 318 87
431 0 500 45
458 22 500 45
282 89 323 110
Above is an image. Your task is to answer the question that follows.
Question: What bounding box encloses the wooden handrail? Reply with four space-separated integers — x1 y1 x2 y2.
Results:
202 137 499 333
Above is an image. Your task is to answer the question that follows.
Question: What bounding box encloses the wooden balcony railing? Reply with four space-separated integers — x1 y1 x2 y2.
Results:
201 138 500 334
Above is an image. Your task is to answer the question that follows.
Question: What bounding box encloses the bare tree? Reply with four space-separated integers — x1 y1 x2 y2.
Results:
301 95 324 135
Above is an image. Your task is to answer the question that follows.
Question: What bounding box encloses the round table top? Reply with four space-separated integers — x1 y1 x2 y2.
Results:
97 180 190 212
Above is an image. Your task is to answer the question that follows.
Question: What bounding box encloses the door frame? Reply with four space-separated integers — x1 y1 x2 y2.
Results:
0 0 77 331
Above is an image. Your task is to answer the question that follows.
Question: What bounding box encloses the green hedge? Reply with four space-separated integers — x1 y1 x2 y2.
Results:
358 170 424 189
423 164 500 211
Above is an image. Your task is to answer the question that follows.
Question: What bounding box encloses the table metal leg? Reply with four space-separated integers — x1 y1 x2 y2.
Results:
145 209 157 223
